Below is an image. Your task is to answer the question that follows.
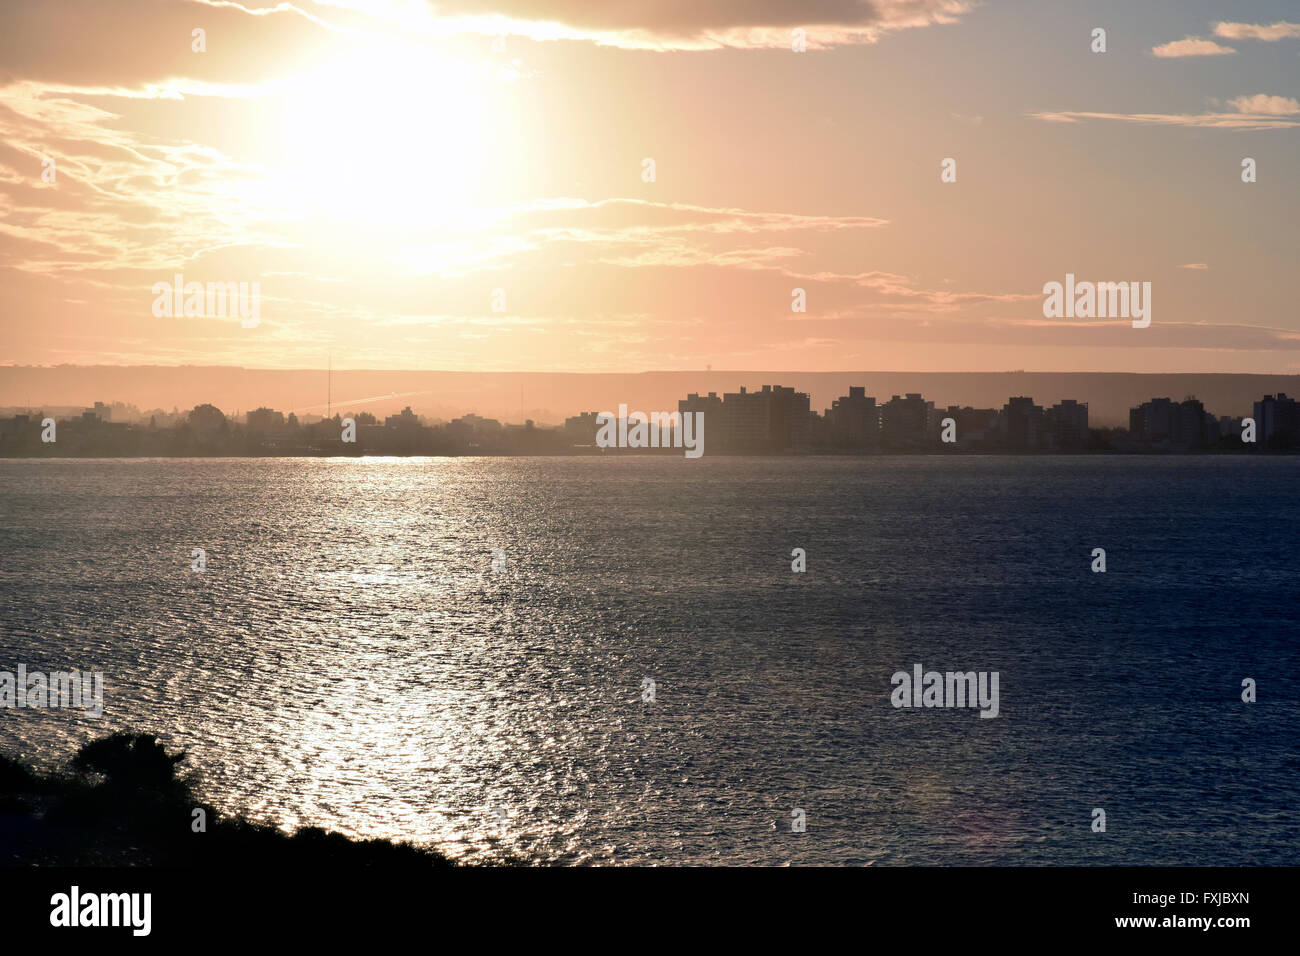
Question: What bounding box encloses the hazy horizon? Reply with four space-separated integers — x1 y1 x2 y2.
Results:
4 364 1299 427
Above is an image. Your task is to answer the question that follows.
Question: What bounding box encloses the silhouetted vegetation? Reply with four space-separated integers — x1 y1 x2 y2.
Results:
71 732 189 796
0 733 453 867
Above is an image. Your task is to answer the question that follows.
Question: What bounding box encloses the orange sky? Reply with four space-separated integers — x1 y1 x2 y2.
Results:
1 1 1297 373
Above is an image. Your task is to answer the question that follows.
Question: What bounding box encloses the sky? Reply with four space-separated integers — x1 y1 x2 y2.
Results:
0 0 1297 374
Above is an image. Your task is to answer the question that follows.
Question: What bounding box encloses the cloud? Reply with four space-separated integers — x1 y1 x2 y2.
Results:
420 0 976 50
1029 111 1300 130
1226 94 1300 115
1028 94 1300 130
0 101 1046 370
507 198 890 235
0 0 345 92
1213 21 1300 42
0 82 282 278
1151 36 1235 58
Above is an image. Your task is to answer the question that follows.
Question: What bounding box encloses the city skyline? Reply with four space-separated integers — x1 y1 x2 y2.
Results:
5 365 1300 427
6 381 1297 456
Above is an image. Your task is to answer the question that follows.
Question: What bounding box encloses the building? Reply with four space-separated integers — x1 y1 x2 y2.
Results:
719 386 769 450
766 385 811 453
384 406 422 430
1253 393 1300 445
679 392 723 444
1129 396 1216 448
1217 415 1244 443
1176 398 1208 447
824 387 878 451
563 411 603 445
879 393 931 450
939 405 1000 449
1129 397 1176 442
1045 399 1089 450
717 385 810 453
674 391 721 450
1000 396 1045 451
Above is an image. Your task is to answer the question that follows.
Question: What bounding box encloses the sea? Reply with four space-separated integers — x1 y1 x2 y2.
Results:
1 456 1296 865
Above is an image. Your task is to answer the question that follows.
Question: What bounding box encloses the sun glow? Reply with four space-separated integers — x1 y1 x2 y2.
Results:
273 42 512 232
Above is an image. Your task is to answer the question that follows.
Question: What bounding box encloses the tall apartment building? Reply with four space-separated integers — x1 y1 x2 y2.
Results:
1046 399 1089 450
1253 393 1300 444
825 386 879 451
717 385 810 453
939 405 1000 448
880 393 931 450
563 411 603 444
1129 396 1214 448
1000 396 1044 450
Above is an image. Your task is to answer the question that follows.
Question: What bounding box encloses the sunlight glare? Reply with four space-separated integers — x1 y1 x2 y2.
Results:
276 43 505 229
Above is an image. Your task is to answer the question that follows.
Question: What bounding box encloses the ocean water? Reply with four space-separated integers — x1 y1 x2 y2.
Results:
0 456 1296 865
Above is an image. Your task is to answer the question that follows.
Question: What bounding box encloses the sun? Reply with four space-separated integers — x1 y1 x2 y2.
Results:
273 40 511 231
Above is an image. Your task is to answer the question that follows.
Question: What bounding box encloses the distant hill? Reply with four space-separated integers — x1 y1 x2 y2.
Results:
3 366 1298 427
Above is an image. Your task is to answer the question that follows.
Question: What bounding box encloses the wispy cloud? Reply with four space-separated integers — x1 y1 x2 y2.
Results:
394 0 977 51
1029 92 1300 130
0 0 345 91
507 198 890 235
1151 36 1235 58
1213 21 1300 41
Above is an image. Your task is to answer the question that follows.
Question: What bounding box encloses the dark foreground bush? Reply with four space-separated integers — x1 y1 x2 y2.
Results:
71 732 189 796
0 753 37 792
0 733 453 867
